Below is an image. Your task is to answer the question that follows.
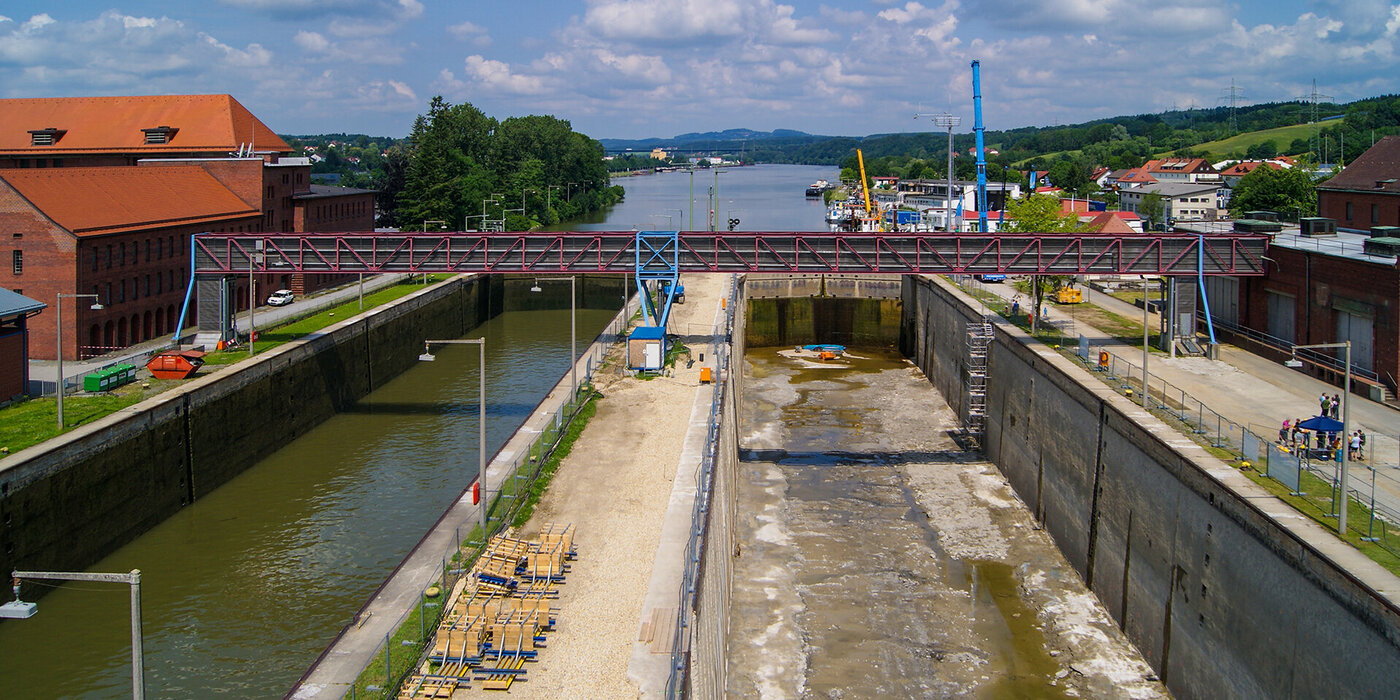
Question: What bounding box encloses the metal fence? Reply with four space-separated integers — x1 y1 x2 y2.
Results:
665 274 741 698
1078 342 1400 552
335 293 642 700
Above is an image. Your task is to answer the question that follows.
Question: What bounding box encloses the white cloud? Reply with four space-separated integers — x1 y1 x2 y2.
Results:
447 20 492 47
462 55 547 95
1388 5 1400 36
294 30 331 53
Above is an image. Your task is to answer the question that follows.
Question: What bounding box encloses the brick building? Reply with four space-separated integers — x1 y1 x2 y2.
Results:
1197 224 1399 399
0 95 375 359
1 165 262 359
1318 135 1400 232
0 288 44 404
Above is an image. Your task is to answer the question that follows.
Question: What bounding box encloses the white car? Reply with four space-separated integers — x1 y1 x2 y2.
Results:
267 289 295 307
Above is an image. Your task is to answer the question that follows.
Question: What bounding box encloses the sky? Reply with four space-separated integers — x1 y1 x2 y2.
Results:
2 1 1399 140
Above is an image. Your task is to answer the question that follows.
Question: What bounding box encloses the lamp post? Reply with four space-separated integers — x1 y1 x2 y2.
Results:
4 569 144 699
530 277 577 402
1286 341 1352 533
55 292 104 428
419 338 487 536
547 185 560 211
916 112 961 232
420 221 447 283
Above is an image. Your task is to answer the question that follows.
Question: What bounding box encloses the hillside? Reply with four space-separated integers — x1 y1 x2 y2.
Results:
1186 123 1318 160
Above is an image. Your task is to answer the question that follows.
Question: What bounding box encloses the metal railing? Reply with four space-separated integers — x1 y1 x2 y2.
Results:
1204 313 1382 383
665 275 740 698
330 293 641 700
1078 343 1400 552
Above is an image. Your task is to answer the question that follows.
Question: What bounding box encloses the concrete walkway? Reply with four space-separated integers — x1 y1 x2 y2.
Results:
289 292 638 700
968 277 1400 520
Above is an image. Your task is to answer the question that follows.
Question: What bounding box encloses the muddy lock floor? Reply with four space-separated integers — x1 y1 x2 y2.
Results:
726 347 1167 699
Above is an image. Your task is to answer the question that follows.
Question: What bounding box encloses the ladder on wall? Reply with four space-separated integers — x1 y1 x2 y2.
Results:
965 317 993 447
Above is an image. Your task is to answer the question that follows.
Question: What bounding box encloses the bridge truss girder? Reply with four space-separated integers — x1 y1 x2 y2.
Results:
191 231 1269 277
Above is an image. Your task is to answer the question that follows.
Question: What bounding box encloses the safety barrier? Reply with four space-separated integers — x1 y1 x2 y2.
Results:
1079 343 1400 553
321 294 641 700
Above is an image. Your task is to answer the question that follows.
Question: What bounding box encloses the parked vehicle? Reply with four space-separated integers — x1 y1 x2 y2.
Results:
267 289 295 306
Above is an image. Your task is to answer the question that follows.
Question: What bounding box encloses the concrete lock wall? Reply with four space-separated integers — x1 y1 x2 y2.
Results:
689 277 746 700
745 274 902 349
902 274 1400 699
0 275 503 583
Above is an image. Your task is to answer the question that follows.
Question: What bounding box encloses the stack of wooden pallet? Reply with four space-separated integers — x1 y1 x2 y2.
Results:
398 523 578 697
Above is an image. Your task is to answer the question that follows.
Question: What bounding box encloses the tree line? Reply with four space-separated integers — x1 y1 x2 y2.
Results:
283 97 622 230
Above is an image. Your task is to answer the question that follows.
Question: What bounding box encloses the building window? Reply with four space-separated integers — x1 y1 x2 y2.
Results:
142 126 178 144
131 277 138 301
120 242 126 267
107 244 113 269
1346 201 1354 220
92 248 99 271
282 173 289 185
11 250 20 275
266 186 275 199
145 275 151 296
1373 204 1381 224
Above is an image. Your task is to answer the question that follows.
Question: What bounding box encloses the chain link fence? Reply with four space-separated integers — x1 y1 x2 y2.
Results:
666 275 741 699
1077 342 1400 554
328 294 640 700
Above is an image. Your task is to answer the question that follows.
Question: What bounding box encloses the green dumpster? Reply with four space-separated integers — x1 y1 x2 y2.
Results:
82 364 137 392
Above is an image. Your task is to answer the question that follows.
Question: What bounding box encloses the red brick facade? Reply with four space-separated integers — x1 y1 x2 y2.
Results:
1318 190 1400 231
1 95 377 358
1233 246 1399 392
2 172 261 359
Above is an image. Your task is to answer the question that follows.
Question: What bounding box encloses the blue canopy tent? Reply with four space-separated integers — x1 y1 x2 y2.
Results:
1297 415 1344 434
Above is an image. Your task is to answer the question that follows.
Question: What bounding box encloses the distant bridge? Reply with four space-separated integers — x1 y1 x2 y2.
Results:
192 231 1269 277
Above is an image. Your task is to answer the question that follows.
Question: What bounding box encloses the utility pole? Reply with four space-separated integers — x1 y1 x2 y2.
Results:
1298 79 1333 160
1220 78 1245 134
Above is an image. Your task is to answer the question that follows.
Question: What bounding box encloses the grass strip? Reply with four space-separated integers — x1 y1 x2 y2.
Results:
512 388 600 528
0 394 145 454
0 276 454 454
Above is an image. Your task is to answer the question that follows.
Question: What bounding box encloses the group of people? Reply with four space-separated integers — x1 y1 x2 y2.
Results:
1277 418 1367 461
1319 392 1343 419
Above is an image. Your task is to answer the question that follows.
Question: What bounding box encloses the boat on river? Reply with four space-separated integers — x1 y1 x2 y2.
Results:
805 179 832 197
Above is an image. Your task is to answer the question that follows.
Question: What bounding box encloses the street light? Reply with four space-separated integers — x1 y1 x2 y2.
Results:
1287 341 1353 534
915 112 961 232
419 338 488 536
55 292 104 429
547 185 561 211
530 276 577 402
5 569 145 699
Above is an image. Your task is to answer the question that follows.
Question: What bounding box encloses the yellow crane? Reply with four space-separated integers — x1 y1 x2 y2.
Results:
854 149 882 232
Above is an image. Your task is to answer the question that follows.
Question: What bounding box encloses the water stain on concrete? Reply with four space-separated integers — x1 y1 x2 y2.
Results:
727 346 1166 699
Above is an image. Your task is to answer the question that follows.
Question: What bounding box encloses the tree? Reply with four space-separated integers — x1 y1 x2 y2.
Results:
1138 191 1166 230
1229 166 1318 219
1004 194 1091 331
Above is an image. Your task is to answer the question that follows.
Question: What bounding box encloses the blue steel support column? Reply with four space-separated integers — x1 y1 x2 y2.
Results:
634 230 681 328
972 60 988 235
171 233 198 345
1197 233 1218 344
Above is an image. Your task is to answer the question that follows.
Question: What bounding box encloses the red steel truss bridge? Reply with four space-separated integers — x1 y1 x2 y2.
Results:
192 230 1269 277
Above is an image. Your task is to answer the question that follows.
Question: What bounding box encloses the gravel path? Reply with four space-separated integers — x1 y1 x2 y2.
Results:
458 273 728 699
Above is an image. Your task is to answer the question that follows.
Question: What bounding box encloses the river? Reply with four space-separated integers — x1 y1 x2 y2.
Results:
0 164 837 698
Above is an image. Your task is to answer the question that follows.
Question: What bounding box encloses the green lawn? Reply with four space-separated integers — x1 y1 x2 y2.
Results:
1183 123 1315 160
201 275 453 366
0 275 456 451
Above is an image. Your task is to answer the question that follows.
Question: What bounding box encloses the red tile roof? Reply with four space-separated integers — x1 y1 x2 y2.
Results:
1116 169 1157 184
1219 161 1282 177
1145 157 1216 174
1 166 259 236
1318 135 1400 194
0 94 290 156
1083 211 1137 233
